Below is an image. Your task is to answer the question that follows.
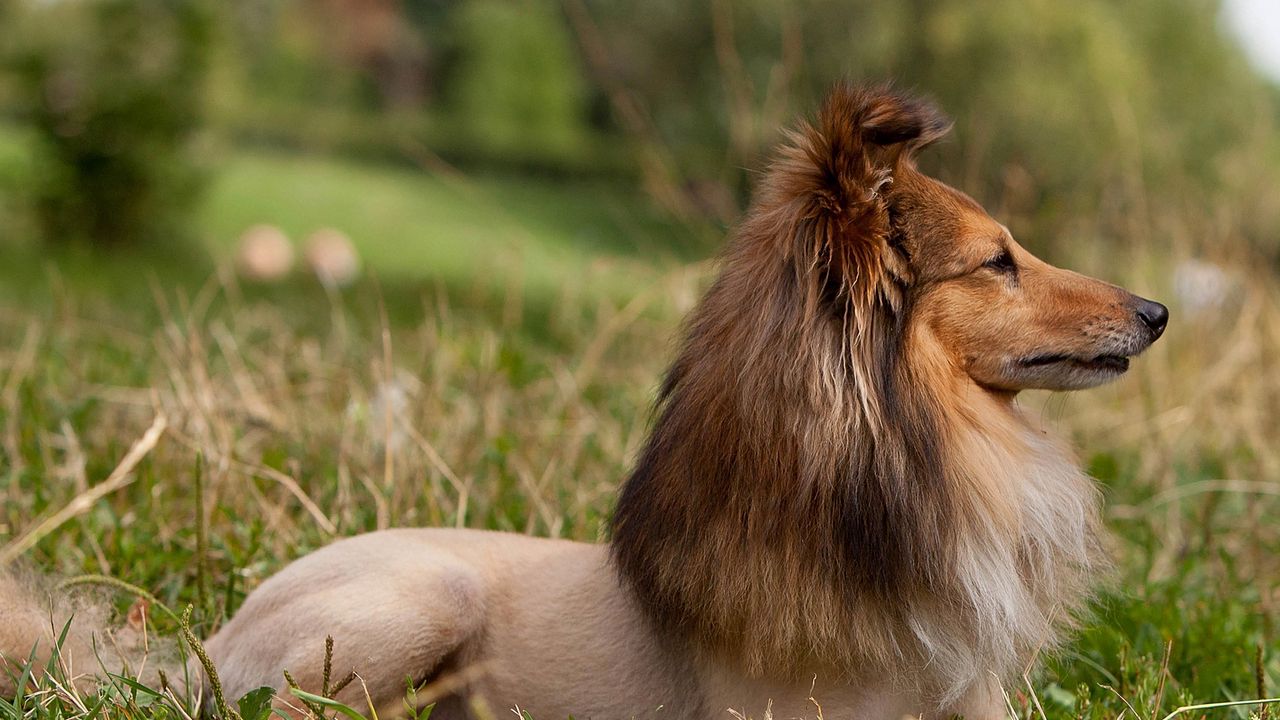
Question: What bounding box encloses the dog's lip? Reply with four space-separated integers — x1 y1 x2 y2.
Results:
1018 353 1131 372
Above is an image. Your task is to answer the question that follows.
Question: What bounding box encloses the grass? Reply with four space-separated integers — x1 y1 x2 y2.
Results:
1 133 1279 719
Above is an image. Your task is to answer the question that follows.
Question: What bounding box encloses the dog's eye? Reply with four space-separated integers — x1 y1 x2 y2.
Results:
983 250 1016 274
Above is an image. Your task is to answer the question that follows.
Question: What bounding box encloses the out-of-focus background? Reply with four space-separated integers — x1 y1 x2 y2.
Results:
0 1 1278 718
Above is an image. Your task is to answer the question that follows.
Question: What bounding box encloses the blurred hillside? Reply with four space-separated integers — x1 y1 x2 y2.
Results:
1 0 1279 260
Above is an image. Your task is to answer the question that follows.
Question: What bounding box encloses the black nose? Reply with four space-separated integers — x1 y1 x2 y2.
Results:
1136 299 1169 338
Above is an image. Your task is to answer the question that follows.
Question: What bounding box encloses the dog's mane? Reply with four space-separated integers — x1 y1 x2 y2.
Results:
610 83 1104 701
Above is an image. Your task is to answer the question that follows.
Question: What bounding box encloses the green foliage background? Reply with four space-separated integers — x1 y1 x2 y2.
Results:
3 0 1279 252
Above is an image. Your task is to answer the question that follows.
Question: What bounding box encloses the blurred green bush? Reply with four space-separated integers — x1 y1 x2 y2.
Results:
447 0 591 168
5 0 212 248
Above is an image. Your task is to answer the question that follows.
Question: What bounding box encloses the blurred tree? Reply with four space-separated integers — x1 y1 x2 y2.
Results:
220 0 427 115
210 0 605 172
318 0 430 110
6 0 213 248
445 0 591 167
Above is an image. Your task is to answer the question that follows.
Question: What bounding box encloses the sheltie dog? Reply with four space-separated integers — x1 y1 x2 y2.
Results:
2 83 1167 719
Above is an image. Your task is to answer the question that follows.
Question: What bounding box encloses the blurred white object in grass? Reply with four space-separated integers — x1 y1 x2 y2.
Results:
304 228 361 288
347 368 419 453
1173 259 1239 316
235 224 294 281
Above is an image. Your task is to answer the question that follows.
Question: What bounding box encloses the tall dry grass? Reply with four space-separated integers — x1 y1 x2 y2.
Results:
3 211 1277 597
0 264 704 571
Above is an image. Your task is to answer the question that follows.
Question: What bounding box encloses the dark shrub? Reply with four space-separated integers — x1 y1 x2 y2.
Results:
7 0 213 248
445 0 592 169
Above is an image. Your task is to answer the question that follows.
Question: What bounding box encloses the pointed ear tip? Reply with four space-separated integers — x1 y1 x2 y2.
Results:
916 110 954 144
870 92 951 145
821 83 952 147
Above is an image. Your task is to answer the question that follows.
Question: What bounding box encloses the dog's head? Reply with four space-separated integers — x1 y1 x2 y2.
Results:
781 83 1167 393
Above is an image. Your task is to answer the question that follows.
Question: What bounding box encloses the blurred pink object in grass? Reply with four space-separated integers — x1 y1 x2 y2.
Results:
304 228 361 288
235 225 294 281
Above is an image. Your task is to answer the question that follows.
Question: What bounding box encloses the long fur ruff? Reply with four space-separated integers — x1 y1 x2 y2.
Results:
610 84 1106 702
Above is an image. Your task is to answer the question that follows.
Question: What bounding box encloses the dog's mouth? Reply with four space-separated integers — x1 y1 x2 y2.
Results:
1018 352 1131 374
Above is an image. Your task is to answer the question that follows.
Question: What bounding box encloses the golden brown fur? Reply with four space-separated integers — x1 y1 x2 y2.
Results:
1 83 1168 718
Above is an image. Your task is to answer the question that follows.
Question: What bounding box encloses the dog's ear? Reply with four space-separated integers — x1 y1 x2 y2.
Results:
803 82 950 220
852 86 951 150
767 83 951 306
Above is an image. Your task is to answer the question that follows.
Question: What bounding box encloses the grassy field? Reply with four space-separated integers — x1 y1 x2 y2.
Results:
1 134 1279 720
201 149 698 296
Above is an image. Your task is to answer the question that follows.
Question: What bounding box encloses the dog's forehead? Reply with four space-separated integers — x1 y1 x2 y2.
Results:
898 171 1002 245
908 171 988 217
